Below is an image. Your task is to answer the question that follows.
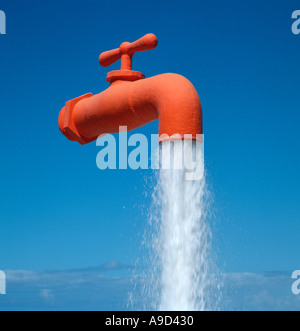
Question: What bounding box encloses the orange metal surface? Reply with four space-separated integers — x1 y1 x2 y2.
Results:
58 34 202 145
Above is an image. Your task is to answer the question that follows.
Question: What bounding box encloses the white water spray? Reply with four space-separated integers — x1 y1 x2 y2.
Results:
158 140 209 310
136 139 214 311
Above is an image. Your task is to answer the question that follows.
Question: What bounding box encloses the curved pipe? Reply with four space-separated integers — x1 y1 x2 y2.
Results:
58 73 202 145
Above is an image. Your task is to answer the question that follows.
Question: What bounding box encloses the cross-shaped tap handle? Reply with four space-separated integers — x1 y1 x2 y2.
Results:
99 33 158 70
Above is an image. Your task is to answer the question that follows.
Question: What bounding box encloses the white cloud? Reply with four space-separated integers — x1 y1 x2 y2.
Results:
39 289 54 302
220 271 300 311
0 266 299 310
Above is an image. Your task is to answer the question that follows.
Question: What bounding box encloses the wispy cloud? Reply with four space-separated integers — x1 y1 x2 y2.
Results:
0 265 299 311
220 271 300 311
39 289 54 302
0 262 135 311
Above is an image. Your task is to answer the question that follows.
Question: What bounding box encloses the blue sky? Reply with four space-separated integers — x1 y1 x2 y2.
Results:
0 0 300 310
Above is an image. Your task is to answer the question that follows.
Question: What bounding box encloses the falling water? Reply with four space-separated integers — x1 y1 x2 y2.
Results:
133 138 215 311
158 140 209 310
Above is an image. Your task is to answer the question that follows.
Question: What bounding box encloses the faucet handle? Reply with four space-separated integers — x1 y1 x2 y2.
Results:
99 48 122 68
99 33 158 70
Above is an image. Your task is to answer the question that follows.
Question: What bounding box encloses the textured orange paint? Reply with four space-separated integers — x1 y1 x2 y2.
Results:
58 34 202 145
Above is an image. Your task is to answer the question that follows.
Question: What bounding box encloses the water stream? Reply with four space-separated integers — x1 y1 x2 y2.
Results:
157 140 209 310
135 139 215 311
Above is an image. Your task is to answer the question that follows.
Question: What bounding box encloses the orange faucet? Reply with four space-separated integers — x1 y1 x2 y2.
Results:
58 33 202 145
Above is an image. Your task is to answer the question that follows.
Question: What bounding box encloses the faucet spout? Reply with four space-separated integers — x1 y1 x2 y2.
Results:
58 73 202 144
